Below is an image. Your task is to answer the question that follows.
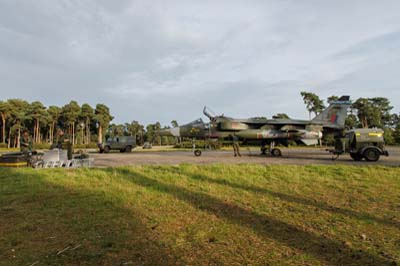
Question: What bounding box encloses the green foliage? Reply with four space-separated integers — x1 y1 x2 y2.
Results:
345 113 359 129
0 99 115 147
0 100 11 143
272 113 290 119
48 105 61 120
80 103 94 120
300 91 325 118
95 104 114 143
32 143 52 150
125 121 145 145
171 120 179 127
29 101 46 120
327 95 339 104
95 104 113 127
146 122 161 144
383 128 395 145
62 101 81 126
174 140 222 149
392 121 400 145
74 143 99 149
352 97 393 128
108 123 126 137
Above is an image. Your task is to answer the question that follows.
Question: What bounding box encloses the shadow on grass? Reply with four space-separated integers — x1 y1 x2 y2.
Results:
0 168 181 266
175 169 400 230
112 168 393 266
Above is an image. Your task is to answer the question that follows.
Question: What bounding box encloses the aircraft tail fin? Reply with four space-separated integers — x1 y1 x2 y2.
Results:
311 96 351 129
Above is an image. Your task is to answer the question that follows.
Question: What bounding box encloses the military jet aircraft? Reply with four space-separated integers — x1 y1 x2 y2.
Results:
160 96 351 156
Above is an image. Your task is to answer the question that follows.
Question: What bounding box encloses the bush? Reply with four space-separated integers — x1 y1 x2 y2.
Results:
33 143 51 150
74 143 99 149
384 128 395 145
32 143 99 150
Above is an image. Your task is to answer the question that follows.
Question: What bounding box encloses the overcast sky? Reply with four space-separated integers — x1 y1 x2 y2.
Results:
0 0 399 125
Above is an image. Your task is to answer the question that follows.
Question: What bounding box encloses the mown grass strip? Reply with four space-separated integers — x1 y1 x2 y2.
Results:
0 165 399 266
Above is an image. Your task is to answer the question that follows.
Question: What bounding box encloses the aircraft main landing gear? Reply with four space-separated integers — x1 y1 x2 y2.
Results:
194 149 202 157
261 141 282 157
192 138 203 157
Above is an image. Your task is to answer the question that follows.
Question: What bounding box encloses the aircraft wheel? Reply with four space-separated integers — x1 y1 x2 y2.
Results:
194 150 202 157
363 148 380 162
271 148 282 157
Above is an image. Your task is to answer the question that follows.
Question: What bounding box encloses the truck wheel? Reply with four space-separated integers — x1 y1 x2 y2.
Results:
363 148 380 162
120 149 126 153
350 153 363 161
194 150 202 157
125 146 132 153
104 146 110 154
271 148 282 157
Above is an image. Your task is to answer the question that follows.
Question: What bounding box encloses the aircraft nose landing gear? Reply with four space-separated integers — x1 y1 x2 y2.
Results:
261 141 282 157
267 141 282 157
194 150 202 157
271 148 282 157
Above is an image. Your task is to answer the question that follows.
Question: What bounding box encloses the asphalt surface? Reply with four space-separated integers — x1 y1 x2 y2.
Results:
92 146 399 167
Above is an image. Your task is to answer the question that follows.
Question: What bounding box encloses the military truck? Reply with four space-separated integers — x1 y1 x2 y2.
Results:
330 128 389 162
98 136 136 153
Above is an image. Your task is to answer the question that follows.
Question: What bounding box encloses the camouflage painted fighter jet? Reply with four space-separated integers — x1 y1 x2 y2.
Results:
160 96 351 156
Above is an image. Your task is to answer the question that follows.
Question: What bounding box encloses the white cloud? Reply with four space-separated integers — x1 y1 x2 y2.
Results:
0 0 399 125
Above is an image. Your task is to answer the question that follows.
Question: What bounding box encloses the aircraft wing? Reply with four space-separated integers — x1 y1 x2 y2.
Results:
263 119 323 125
232 119 324 126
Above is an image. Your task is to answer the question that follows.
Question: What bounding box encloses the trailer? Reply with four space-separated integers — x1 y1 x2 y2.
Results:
329 128 389 162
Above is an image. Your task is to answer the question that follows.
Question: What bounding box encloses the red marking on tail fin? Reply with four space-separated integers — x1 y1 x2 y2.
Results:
330 114 338 123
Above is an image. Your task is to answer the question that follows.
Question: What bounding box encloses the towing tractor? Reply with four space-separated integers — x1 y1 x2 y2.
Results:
329 128 389 162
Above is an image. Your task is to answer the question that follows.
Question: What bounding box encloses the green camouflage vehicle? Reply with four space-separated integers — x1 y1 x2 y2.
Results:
98 136 136 153
330 128 389 162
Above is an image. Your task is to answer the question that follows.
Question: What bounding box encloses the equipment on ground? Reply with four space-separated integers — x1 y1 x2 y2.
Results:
328 128 389 162
98 136 136 153
142 142 153 149
160 96 351 157
0 149 93 168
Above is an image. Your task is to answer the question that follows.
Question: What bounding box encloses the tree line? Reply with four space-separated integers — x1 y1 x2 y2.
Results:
0 99 113 148
300 92 400 144
0 99 178 148
1 93 400 148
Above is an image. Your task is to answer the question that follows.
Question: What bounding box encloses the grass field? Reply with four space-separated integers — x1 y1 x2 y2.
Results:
0 165 399 266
